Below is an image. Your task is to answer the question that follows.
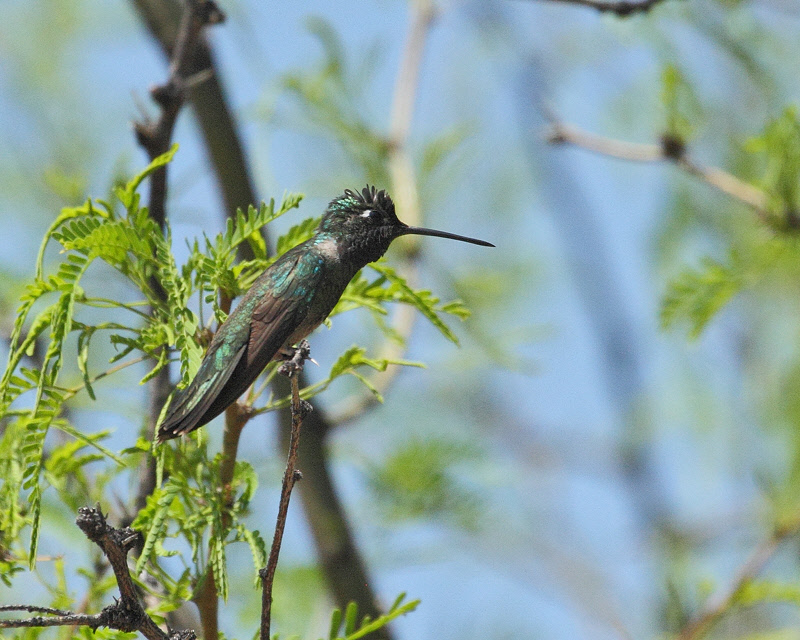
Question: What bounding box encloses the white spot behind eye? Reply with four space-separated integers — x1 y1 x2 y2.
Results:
360 209 374 218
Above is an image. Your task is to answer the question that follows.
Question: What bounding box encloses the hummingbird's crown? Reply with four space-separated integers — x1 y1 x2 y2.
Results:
328 185 397 221
342 186 395 215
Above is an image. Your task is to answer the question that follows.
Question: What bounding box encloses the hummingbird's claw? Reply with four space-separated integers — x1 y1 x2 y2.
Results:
278 340 313 377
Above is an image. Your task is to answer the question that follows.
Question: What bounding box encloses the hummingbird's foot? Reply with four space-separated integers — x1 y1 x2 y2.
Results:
278 339 312 377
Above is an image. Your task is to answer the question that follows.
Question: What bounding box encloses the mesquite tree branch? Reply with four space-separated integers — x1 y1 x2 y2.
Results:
546 120 770 221
131 0 225 519
0 508 195 640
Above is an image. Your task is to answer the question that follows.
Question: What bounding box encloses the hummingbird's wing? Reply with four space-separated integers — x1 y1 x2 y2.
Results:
157 248 323 441
156 339 247 441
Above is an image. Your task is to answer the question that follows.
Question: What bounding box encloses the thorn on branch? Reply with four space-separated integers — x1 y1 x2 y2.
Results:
299 399 314 419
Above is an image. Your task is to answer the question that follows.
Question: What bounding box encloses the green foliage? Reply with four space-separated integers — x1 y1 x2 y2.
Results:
660 64 701 145
660 232 800 339
369 262 470 344
132 446 262 603
660 256 742 339
366 437 484 529
0 147 307 568
281 18 390 186
324 593 419 640
737 580 800 608
746 106 800 227
280 16 472 200
0 147 466 639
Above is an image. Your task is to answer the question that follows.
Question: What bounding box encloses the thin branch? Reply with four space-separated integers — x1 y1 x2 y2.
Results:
0 507 195 640
132 0 225 521
191 395 252 639
332 0 437 425
0 605 75 617
547 120 770 220
678 516 800 640
260 341 312 640
134 0 225 181
131 0 261 243
527 0 668 17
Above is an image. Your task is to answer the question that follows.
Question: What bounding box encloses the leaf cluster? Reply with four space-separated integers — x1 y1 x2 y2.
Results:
366 437 484 529
321 594 419 640
746 106 800 229
131 438 265 604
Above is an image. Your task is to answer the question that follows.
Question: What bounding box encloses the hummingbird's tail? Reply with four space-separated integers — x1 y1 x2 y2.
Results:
157 344 246 441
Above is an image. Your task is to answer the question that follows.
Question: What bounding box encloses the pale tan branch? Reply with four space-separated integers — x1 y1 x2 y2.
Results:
332 0 438 424
547 121 769 219
678 516 800 640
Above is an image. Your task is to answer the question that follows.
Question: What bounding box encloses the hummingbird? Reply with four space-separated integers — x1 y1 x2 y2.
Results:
157 186 493 441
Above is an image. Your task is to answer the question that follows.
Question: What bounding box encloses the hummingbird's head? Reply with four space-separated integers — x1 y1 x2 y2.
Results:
320 185 494 265
319 186 406 263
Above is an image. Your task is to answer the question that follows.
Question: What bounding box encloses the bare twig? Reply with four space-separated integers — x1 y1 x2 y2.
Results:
526 0 668 16
131 0 260 236
331 0 437 426
547 120 770 220
0 507 195 640
678 516 800 640
134 0 225 184
132 0 225 519
260 341 312 640
190 398 252 639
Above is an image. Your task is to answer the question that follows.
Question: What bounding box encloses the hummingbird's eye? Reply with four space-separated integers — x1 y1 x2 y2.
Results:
360 209 381 222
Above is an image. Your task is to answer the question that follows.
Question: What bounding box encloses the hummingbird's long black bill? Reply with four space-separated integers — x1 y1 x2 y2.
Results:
401 226 495 247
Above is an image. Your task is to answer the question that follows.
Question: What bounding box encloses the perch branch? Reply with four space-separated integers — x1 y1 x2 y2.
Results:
260 341 313 640
0 507 195 640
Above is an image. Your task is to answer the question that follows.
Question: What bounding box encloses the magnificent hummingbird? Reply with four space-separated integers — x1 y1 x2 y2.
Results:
157 186 493 441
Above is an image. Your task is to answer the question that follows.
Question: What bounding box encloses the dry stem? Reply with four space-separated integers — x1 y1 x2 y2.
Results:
260 342 312 640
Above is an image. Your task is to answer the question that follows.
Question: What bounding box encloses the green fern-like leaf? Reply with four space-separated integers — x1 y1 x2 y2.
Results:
747 106 800 224
370 263 460 343
276 215 320 255
135 478 183 573
326 593 419 640
660 258 742 339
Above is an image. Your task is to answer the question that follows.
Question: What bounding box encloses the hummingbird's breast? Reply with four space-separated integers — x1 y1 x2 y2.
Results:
281 236 360 349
